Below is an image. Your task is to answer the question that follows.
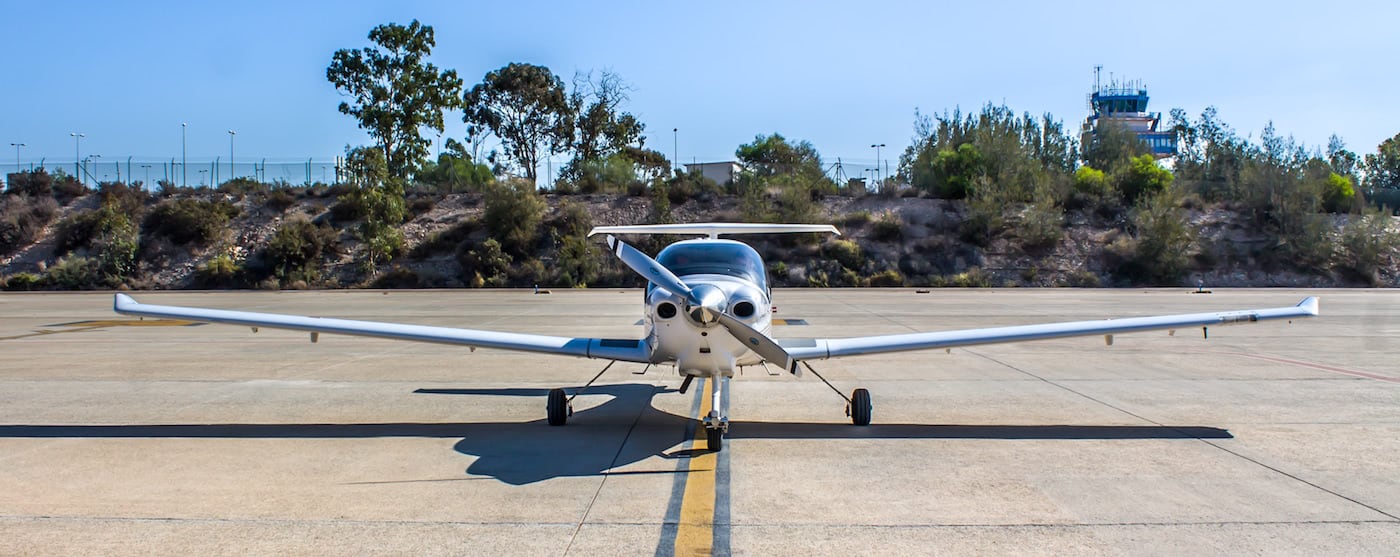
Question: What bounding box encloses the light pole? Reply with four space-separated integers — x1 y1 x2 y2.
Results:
70 132 84 185
198 169 208 186
9 143 23 175
86 154 102 185
228 130 236 181
672 128 678 175
870 143 885 185
140 164 152 187
181 122 187 187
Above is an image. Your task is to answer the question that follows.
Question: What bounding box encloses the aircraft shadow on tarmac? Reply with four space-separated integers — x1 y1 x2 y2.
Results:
0 383 1231 485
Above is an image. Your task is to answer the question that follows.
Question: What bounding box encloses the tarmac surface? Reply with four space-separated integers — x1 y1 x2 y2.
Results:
1 288 1398 556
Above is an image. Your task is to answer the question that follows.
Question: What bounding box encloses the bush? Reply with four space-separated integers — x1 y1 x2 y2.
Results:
1336 207 1399 284
0 194 59 255
823 239 864 270
370 266 424 289
1115 155 1173 204
1106 191 1194 284
52 173 85 204
44 255 103 290
218 177 266 196
1073 166 1111 197
867 269 904 286
483 179 544 256
143 199 240 246
870 211 902 242
408 196 436 218
458 238 511 286
97 181 149 215
264 218 338 284
1015 198 1063 252
53 204 138 284
837 210 872 228
264 189 298 212
2 272 43 291
5 169 54 197
194 254 244 289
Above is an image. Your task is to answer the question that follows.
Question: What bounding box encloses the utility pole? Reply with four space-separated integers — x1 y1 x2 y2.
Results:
228 130 236 181
70 132 84 185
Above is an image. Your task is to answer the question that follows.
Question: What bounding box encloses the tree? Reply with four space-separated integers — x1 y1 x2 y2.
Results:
464 63 573 184
1364 131 1400 192
341 146 405 270
327 20 463 178
1116 154 1174 204
562 71 645 182
736 133 824 178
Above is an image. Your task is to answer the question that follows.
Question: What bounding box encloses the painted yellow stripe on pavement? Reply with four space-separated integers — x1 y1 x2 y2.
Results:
674 377 716 556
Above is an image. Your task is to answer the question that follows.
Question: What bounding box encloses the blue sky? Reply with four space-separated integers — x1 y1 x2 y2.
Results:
4 0 1398 181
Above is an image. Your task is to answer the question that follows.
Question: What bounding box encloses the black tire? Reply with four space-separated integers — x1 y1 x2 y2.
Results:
706 426 724 452
547 388 568 426
849 388 872 426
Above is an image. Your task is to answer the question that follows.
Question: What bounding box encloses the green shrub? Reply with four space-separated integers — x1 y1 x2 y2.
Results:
5 169 54 197
265 218 338 284
194 254 244 289
2 272 43 291
1322 172 1356 213
949 267 991 287
265 189 298 212
823 239 864 270
870 212 902 242
1072 166 1111 197
1115 155 1173 204
143 199 240 246
458 238 511 286
1015 198 1063 251
1067 270 1101 287
408 196 436 217
44 255 103 290
484 179 544 256
837 210 871 227
806 269 829 287
1336 206 1399 284
867 269 904 286
97 181 149 216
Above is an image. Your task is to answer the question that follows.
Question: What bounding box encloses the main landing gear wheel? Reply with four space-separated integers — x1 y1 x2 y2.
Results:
706 426 724 452
547 388 570 426
848 388 872 426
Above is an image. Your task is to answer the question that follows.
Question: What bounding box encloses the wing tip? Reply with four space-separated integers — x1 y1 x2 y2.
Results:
113 293 136 313
1297 296 1320 316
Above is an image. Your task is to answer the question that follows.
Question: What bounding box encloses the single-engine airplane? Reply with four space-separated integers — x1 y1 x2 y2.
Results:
113 223 1320 451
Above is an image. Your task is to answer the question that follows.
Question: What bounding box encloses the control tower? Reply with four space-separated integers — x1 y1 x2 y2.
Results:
1081 67 1176 158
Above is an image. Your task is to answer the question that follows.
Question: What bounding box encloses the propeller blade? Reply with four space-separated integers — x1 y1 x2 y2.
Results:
716 312 798 374
604 235 700 305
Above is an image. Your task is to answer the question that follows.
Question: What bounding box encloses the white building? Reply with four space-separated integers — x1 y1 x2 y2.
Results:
683 161 743 186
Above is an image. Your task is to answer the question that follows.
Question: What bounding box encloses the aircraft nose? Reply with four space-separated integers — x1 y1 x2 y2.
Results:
686 284 727 326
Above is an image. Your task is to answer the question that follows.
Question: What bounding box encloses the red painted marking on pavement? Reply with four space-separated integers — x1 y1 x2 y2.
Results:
1237 353 1400 383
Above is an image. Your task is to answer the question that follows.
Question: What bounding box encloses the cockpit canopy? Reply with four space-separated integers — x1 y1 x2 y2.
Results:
656 240 767 289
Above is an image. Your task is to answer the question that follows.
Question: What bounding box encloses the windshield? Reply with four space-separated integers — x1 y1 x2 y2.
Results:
656 240 766 288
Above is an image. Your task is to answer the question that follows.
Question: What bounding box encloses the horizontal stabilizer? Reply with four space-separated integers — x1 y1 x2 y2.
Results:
589 222 839 240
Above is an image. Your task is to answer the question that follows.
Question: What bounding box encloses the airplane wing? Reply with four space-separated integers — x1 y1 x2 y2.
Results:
112 294 653 363
781 297 1319 360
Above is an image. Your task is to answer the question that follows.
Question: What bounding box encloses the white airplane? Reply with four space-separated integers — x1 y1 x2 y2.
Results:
113 223 1320 451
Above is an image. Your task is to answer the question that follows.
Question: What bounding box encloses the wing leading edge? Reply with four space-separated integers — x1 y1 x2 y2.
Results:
782 297 1319 360
112 294 652 363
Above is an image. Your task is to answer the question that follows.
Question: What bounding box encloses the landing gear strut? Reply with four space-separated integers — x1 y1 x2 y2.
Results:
801 361 873 426
546 360 617 426
702 376 730 451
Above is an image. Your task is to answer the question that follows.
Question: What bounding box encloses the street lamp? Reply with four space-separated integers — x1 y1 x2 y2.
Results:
870 143 885 185
181 122 187 187
228 130 236 181
198 168 208 186
70 132 85 185
9 143 23 174
673 128 678 175
140 164 152 188
86 154 102 185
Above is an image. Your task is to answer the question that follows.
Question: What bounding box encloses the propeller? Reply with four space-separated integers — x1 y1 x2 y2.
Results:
604 235 797 372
